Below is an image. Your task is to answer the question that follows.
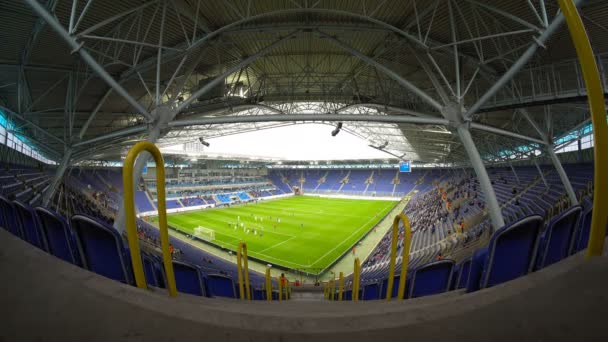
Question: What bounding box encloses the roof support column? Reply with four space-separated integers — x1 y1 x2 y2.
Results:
42 147 72 207
547 145 579 206
443 102 504 230
508 162 521 184
533 159 549 189
457 124 505 230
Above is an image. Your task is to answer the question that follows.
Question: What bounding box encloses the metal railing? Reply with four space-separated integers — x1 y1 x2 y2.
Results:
236 241 251 300
123 142 177 297
558 0 607 258
385 214 412 301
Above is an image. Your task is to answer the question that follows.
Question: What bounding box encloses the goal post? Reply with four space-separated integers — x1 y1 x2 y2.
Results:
194 226 216 242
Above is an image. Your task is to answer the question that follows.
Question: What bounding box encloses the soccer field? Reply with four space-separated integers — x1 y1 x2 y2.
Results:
164 196 396 272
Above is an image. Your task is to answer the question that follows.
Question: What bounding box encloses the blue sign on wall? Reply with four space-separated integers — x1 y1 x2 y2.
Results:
399 161 411 173
142 165 148 175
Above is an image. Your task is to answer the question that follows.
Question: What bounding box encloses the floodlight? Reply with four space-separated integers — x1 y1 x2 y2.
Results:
199 137 210 147
331 122 343 137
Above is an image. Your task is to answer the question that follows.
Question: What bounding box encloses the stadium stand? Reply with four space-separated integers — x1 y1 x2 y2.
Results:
1 1 607 340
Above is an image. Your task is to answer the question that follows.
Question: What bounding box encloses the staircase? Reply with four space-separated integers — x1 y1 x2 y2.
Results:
314 171 329 191
279 171 293 192
145 191 157 210
391 170 400 196
363 171 375 194
337 171 351 192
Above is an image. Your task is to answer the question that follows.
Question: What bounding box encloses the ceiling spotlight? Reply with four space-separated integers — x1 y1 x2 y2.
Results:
331 122 343 137
379 141 389 150
199 137 210 147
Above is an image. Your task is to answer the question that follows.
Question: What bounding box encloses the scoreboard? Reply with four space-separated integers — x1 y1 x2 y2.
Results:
399 161 411 173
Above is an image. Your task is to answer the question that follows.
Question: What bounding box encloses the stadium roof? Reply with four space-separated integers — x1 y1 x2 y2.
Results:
0 0 606 163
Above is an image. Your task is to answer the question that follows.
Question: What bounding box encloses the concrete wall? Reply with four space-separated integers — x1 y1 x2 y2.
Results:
1 229 607 341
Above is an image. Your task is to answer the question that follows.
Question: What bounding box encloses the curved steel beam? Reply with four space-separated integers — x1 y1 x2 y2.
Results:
463 0 584 120
318 31 443 111
168 114 449 127
470 123 547 145
175 31 299 112
24 0 154 122
336 103 438 118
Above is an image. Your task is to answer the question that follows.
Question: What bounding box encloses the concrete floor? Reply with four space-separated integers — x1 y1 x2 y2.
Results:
1 229 608 341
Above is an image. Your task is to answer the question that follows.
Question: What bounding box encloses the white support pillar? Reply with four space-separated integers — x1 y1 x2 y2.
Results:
547 146 579 206
508 162 521 184
533 159 549 189
42 148 73 207
457 125 505 230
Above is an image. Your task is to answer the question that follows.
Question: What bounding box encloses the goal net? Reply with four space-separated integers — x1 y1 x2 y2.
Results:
194 226 216 242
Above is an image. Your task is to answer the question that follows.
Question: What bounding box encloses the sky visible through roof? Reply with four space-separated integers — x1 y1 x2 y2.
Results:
193 124 392 160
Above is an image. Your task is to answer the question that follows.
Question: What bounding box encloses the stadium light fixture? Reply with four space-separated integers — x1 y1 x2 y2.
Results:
331 122 343 137
198 137 210 147
379 141 389 150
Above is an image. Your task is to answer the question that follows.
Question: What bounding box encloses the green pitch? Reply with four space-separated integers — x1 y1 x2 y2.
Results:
165 196 396 272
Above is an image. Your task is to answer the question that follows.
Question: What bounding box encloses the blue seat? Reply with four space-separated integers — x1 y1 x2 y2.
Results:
71 214 133 284
455 257 472 289
408 260 455 298
572 205 593 253
380 275 401 299
14 201 47 250
173 261 205 296
252 288 265 300
35 207 78 265
536 206 582 269
468 215 543 292
0 195 20 237
450 264 460 291
361 282 380 300
205 274 236 298
141 252 163 288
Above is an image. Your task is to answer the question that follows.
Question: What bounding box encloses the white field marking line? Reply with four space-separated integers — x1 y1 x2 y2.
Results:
258 236 297 254
307 202 395 267
171 221 309 268
269 205 373 219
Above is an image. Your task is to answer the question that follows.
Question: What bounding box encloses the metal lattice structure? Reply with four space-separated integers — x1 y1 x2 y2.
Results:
0 0 605 228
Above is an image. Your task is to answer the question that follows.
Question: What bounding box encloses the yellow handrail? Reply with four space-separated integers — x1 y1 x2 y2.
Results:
265 267 272 301
385 214 412 301
352 257 360 301
277 276 282 301
236 241 251 300
331 274 336 301
396 215 412 301
558 0 608 258
338 272 344 301
123 141 177 297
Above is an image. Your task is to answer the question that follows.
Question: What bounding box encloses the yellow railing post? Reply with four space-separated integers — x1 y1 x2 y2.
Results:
265 267 272 301
385 214 411 301
352 257 360 301
396 214 412 301
123 141 177 297
330 273 336 301
558 0 608 258
338 272 344 301
236 241 251 300
236 242 244 299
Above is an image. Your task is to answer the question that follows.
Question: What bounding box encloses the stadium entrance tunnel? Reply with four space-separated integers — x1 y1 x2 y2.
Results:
1 229 607 341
